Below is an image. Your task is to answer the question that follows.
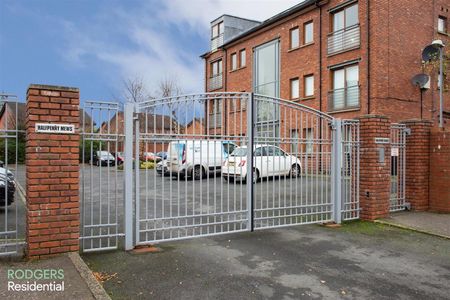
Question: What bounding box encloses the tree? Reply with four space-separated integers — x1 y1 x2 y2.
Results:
122 75 151 103
158 76 184 133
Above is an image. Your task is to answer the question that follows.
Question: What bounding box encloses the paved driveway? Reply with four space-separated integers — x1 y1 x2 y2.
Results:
83 222 450 300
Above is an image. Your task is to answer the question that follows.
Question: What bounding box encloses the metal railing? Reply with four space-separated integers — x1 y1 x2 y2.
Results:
209 74 223 91
0 94 25 257
390 124 407 212
327 86 360 112
211 34 224 51
328 24 360 55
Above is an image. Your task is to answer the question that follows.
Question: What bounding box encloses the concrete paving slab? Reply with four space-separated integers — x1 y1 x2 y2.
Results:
380 211 450 238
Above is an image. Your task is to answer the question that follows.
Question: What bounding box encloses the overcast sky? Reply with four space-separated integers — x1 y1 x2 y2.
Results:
0 0 302 103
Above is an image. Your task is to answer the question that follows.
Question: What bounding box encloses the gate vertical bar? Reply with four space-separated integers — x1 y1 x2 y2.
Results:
332 119 342 224
246 92 254 231
124 103 134 250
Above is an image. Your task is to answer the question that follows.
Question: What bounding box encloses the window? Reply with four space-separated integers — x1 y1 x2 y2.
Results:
291 129 299 154
212 21 224 38
240 49 246 67
211 59 222 77
231 53 237 70
332 4 359 32
290 27 299 49
304 75 314 97
305 128 313 154
290 78 299 99
331 64 359 110
303 22 313 44
223 143 236 155
438 16 447 33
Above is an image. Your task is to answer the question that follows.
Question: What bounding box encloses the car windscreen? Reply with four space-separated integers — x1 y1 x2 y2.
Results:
230 148 247 157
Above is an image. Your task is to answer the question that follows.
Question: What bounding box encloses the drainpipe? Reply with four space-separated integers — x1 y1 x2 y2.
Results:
366 0 371 114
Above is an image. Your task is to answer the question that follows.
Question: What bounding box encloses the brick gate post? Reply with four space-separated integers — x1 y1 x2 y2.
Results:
26 84 80 259
401 119 432 211
358 115 391 220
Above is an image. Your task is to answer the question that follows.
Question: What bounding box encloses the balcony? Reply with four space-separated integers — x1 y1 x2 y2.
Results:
211 34 224 51
327 25 360 55
209 73 223 91
327 86 360 112
208 113 222 128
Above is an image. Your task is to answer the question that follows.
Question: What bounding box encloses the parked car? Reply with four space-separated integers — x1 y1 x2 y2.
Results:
92 151 115 166
221 145 302 183
156 160 169 176
167 140 237 180
156 151 168 160
0 173 15 207
0 167 14 181
113 152 124 165
142 152 162 162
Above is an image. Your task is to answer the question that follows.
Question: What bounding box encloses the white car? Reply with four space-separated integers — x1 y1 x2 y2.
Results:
222 145 302 182
167 140 237 179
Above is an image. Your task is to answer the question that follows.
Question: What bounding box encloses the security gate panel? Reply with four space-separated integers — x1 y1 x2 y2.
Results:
0 95 26 257
80 92 361 251
390 124 406 212
134 93 250 244
251 94 334 229
80 101 124 252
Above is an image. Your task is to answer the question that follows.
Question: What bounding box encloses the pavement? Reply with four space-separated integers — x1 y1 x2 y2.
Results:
83 221 450 300
378 211 450 239
0 252 110 300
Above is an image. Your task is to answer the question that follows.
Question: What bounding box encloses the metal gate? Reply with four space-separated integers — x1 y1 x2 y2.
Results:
390 124 407 212
0 94 26 257
80 101 124 252
80 93 360 251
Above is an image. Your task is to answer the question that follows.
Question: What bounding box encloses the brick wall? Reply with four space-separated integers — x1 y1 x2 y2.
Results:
429 128 450 212
26 84 80 259
358 115 391 220
401 119 432 211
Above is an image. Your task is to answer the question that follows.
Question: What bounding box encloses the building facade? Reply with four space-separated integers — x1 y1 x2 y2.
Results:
202 0 450 135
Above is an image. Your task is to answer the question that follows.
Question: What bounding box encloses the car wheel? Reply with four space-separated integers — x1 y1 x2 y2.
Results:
290 164 301 178
252 169 259 184
193 165 204 180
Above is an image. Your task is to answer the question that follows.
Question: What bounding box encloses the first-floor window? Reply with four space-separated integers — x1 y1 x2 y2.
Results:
304 75 314 97
331 64 359 110
303 21 313 44
290 78 299 99
304 128 313 154
211 59 222 77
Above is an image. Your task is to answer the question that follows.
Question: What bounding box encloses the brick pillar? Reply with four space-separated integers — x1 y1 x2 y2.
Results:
26 84 80 259
358 115 391 220
429 128 450 212
401 120 432 211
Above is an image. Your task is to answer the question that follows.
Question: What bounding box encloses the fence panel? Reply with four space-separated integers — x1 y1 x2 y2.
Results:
390 124 407 212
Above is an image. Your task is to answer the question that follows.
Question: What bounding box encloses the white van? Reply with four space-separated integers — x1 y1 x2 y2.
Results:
167 140 237 179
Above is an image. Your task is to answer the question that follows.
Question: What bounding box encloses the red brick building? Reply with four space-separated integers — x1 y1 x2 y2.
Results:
202 0 450 133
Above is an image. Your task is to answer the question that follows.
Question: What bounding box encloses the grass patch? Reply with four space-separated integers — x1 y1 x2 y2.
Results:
337 220 398 236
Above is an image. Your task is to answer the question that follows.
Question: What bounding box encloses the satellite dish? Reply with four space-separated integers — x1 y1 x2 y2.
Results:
422 45 439 62
411 73 430 90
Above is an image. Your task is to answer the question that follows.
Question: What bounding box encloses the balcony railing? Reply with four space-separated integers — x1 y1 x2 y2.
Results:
211 34 224 51
327 24 360 55
208 73 223 91
327 85 360 112
208 113 222 128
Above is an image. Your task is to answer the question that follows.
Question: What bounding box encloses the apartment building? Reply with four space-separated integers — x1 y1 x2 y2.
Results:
201 0 450 136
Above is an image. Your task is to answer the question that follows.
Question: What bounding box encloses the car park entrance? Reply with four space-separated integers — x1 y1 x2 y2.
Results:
80 92 360 252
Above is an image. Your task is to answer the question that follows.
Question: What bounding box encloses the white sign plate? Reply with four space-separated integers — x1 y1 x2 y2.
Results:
391 147 399 157
35 123 75 134
375 137 390 144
